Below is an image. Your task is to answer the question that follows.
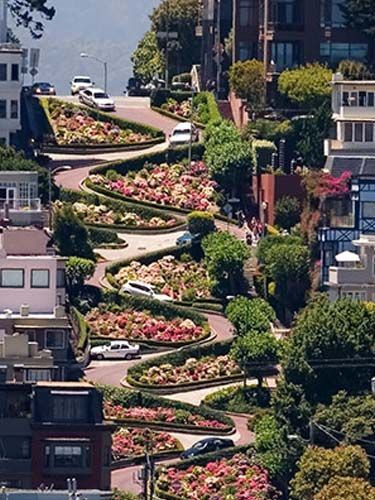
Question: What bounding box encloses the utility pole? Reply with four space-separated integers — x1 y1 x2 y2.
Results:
263 0 270 77
216 0 221 98
165 1 170 88
188 86 196 167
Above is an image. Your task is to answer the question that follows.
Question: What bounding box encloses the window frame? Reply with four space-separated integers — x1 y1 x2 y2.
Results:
31 269 50 289
11 64 19 82
10 99 18 119
0 268 25 288
45 329 65 350
0 63 7 81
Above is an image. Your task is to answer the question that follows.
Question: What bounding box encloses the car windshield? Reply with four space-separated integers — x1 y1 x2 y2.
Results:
38 83 52 88
192 441 207 450
75 78 91 83
173 129 191 135
94 92 109 99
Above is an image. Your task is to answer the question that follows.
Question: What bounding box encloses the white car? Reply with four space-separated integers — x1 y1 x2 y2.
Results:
169 122 199 147
78 87 116 112
70 76 94 95
121 280 173 302
90 341 140 360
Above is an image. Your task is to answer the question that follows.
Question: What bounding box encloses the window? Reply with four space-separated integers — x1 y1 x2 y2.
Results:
44 444 91 469
0 64 7 81
342 122 374 142
10 100 18 119
0 269 24 288
24 369 51 382
239 0 255 26
56 268 66 287
239 41 257 60
344 122 352 142
45 329 65 349
342 291 366 301
0 100 6 119
31 269 50 288
362 202 375 218
0 437 31 459
354 123 363 142
365 123 373 142
11 64 19 81
368 93 375 106
271 42 301 71
320 43 368 64
51 394 89 422
321 0 346 27
274 0 300 24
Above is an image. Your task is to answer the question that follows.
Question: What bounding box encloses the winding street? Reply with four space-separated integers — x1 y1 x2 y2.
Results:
54 96 254 494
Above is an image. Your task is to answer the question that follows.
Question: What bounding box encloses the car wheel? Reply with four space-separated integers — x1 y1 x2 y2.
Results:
96 354 104 361
125 353 132 360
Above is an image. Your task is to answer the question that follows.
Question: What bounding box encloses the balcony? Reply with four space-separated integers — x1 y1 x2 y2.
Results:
329 265 370 285
0 198 45 227
328 213 354 228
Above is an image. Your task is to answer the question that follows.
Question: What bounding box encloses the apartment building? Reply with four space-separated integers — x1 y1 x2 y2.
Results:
0 381 113 490
320 74 375 281
233 0 372 73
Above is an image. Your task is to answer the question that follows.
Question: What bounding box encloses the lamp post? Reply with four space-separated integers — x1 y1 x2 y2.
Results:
188 85 197 167
80 52 108 93
48 165 72 230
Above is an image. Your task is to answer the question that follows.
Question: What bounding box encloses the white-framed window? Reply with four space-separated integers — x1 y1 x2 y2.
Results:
342 291 366 301
45 329 65 349
24 369 51 382
10 100 18 119
31 269 50 288
0 269 24 288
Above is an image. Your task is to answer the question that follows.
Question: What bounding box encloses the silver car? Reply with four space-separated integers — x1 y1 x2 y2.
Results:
90 341 140 360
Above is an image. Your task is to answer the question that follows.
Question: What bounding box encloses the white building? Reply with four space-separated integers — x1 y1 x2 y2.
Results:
0 0 22 146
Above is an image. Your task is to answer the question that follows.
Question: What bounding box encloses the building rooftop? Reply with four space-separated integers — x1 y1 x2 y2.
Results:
326 156 375 178
0 227 52 255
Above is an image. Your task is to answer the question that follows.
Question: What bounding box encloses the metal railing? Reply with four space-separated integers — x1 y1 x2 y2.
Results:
0 198 41 211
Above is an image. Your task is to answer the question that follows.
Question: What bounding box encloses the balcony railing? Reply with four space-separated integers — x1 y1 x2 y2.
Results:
328 214 354 228
0 198 41 212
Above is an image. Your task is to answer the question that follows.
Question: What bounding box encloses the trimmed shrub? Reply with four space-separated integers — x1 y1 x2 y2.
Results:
252 139 277 172
187 211 215 236
203 385 271 413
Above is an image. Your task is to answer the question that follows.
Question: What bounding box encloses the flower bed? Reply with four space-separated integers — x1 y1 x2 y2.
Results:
105 401 229 431
113 254 212 301
40 98 163 147
86 306 210 345
131 354 241 387
156 453 279 499
98 384 235 434
71 200 176 229
89 161 218 212
112 427 182 461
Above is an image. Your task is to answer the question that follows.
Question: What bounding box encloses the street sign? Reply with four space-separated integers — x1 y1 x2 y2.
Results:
29 67 38 77
157 31 178 39
223 203 232 216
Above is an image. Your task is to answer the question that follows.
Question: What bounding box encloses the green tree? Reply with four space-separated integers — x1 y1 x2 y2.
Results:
229 59 265 110
255 414 303 480
341 0 375 35
187 211 215 237
204 120 253 194
278 63 332 109
314 476 375 500
275 196 302 231
290 445 370 500
150 0 200 77
53 205 94 259
337 59 373 80
131 30 165 82
283 297 375 403
202 231 249 297
66 256 96 296
9 0 55 38
231 331 278 387
264 242 310 316
257 234 302 265
226 296 276 335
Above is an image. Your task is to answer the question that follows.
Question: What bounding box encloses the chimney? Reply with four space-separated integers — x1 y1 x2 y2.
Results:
54 305 66 318
20 304 30 317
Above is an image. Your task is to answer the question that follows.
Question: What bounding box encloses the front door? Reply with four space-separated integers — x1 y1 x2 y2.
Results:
0 187 16 209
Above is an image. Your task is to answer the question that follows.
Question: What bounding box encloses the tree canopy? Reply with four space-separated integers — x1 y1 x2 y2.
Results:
53 205 94 260
290 445 370 500
229 59 265 110
226 296 276 335
278 63 332 110
341 0 375 35
9 0 55 38
131 30 165 82
202 231 249 297
314 476 375 500
275 196 302 231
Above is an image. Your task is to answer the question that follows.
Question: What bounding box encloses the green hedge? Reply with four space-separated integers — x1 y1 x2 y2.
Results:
88 227 123 246
127 339 237 389
40 98 165 148
70 306 89 351
202 386 271 414
97 384 234 432
151 89 193 108
60 188 185 231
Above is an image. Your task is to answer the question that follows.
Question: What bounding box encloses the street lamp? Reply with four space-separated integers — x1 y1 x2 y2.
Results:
80 52 108 93
48 165 72 230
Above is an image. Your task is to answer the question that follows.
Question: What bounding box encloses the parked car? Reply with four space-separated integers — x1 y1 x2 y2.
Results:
126 77 151 97
120 280 173 302
32 82 56 96
90 340 140 360
169 122 199 147
78 87 116 111
180 438 235 460
71 75 94 95
176 231 200 247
